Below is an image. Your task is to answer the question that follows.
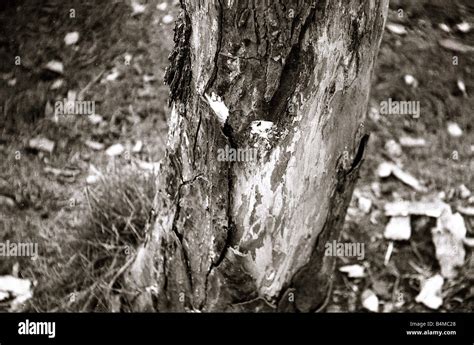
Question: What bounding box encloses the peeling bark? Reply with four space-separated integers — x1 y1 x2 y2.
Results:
123 0 388 312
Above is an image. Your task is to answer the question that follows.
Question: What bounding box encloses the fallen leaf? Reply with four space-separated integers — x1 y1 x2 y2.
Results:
457 80 467 96
447 122 463 138
403 74 418 87
377 162 393 178
29 137 55 153
415 274 444 310
88 114 103 125
105 143 125 157
162 14 174 24
438 23 451 33
0 275 33 312
131 0 146 16
385 140 402 158
44 60 64 75
64 31 80 45
439 39 474 53
384 216 411 241
105 68 120 82
384 199 450 218
339 264 365 278
399 136 426 148
86 175 100 185
357 196 372 214
156 2 168 11
386 23 407 35
361 289 379 312
85 140 105 151
456 22 471 33
132 140 143 153
432 211 466 278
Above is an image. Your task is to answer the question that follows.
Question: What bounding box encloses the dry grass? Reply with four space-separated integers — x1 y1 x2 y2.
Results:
31 167 156 312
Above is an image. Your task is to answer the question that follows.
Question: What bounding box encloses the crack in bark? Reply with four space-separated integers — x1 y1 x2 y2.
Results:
192 112 202 169
204 0 224 95
169 173 204 307
200 136 237 310
266 3 316 125
165 1 192 106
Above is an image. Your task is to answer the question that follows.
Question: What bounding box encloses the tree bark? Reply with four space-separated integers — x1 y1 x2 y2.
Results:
123 0 388 312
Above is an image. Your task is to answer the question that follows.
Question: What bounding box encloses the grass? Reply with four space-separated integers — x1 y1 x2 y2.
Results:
22 165 157 312
0 0 174 311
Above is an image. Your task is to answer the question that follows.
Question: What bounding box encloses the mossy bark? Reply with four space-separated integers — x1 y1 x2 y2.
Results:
123 0 388 312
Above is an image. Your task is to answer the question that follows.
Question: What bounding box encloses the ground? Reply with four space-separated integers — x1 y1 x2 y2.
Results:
0 0 472 312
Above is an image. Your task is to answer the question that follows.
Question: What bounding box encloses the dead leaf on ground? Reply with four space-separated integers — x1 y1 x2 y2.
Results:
85 140 105 151
105 143 125 157
29 137 55 153
0 275 33 312
361 289 379 312
447 122 463 138
130 0 146 16
431 211 466 279
386 23 407 35
415 274 444 310
339 264 365 278
64 31 80 46
439 38 474 53
384 216 411 241
384 199 450 218
44 60 64 75
377 162 425 191
399 136 426 148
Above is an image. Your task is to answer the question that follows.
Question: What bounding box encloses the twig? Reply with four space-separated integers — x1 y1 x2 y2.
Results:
78 69 106 101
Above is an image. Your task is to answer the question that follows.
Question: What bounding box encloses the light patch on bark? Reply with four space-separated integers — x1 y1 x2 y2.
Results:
205 92 229 125
250 121 274 140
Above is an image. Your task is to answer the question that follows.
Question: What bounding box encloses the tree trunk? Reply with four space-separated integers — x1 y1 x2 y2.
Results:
123 0 388 312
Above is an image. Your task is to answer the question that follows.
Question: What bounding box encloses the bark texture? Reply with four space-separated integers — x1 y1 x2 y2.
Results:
123 0 388 312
